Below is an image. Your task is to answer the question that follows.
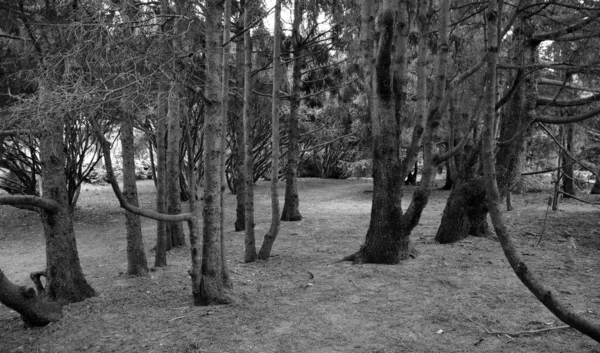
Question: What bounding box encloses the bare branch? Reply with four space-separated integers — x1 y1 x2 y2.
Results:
0 195 60 213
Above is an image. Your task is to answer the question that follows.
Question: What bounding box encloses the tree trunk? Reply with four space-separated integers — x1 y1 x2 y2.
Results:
562 123 575 197
481 2 600 341
435 2 538 243
280 0 303 222
435 179 489 243
0 267 62 326
40 112 95 303
258 0 282 260
121 111 149 276
233 20 246 232
220 0 233 287
243 2 257 263
154 91 168 267
198 0 229 305
344 1 415 264
592 178 600 194
166 83 186 248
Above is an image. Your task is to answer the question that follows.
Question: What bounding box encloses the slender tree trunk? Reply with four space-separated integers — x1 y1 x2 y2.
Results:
40 111 95 302
220 0 233 287
481 1 600 341
0 267 62 326
281 0 303 222
562 123 575 197
166 83 186 248
155 91 168 267
233 21 246 232
258 0 282 260
199 0 229 305
243 3 257 262
121 111 149 276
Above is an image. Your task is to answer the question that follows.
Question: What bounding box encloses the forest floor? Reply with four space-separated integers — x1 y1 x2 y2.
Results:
1 178 600 353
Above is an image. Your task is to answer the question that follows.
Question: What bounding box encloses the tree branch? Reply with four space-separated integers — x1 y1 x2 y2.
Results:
0 195 60 214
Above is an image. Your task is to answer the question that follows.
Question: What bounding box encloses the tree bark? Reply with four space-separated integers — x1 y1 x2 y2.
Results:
258 0 282 260
120 111 149 276
220 0 233 287
0 267 62 326
233 16 246 232
166 82 186 248
154 91 168 267
40 110 95 303
199 0 229 305
562 123 575 197
243 2 257 263
280 0 303 222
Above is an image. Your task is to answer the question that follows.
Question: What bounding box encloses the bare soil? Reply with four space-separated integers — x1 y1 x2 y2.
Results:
1 178 600 353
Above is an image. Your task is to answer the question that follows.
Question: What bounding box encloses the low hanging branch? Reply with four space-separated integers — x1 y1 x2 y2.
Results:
89 116 193 223
0 195 60 214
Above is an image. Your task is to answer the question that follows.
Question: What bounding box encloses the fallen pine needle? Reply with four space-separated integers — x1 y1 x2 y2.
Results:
168 316 186 322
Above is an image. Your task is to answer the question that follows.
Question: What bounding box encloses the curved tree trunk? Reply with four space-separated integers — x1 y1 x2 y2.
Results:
121 111 149 276
482 3 600 341
280 0 303 222
40 112 95 303
0 268 62 326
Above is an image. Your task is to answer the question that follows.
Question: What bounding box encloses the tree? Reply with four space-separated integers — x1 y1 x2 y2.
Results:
257 0 282 260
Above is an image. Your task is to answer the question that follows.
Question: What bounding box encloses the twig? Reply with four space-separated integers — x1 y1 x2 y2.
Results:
462 311 572 337
168 315 186 322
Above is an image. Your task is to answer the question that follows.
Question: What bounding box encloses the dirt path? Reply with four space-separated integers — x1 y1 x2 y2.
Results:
1 179 600 352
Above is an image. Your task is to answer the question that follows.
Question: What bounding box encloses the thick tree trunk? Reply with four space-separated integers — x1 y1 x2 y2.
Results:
0 268 62 326
40 113 95 303
344 1 415 264
154 91 168 267
436 4 538 243
121 111 149 276
435 179 489 243
166 83 186 248
258 0 282 260
243 3 257 263
198 0 229 305
280 0 303 222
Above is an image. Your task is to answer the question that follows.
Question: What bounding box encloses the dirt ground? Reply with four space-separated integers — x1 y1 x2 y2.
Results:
1 178 600 353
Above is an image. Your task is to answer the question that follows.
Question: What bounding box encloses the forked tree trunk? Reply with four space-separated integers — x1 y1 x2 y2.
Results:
0 267 62 326
121 111 149 276
166 83 186 248
155 91 168 267
40 114 95 303
280 0 303 222
258 0 282 260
